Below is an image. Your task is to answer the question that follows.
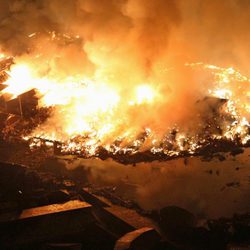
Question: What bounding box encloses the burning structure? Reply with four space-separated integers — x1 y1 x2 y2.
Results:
0 0 249 249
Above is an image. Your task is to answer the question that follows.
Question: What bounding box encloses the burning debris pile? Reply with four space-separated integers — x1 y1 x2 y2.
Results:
0 0 249 164
0 57 249 164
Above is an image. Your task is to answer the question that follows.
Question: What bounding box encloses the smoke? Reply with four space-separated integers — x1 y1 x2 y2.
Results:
0 1 249 145
1 0 250 75
175 0 250 74
56 148 250 219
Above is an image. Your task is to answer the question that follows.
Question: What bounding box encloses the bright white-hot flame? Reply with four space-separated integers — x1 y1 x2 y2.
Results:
62 83 120 137
212 89 232 99
3 64 34 97
135 84 155 104
1 61 122 142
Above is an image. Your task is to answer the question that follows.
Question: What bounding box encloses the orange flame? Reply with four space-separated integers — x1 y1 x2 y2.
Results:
1 59 249 156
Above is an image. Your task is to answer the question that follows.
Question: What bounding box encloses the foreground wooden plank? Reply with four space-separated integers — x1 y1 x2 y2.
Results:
0 200 95 248
114 227 161 250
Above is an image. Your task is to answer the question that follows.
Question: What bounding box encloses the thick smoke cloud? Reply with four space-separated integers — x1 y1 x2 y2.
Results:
175 0 250 75
1 0 250 73
0 0 180 74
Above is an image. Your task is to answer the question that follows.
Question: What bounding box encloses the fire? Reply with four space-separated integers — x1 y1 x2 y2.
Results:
135 84 155 105
211 89 232 99
0 57 249 158
3 64 35 98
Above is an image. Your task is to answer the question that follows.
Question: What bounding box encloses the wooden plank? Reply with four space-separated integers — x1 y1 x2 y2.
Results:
0 200 95 248
0 200 91 223
114 227 161 250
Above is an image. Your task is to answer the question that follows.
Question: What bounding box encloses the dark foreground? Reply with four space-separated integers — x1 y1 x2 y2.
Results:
0 156 249 250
